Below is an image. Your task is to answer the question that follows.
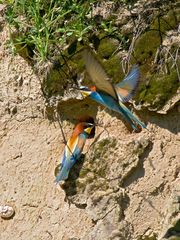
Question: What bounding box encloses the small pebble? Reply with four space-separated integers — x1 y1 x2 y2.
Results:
0 205 15 219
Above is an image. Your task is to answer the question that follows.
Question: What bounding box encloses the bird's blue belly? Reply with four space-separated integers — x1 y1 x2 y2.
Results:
90 91 120 113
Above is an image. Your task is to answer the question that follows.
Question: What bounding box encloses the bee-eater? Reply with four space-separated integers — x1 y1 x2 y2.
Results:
55 118 95 183
80 50 146 131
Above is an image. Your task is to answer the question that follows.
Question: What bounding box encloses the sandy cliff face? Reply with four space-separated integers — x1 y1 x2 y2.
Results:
0 1 180 240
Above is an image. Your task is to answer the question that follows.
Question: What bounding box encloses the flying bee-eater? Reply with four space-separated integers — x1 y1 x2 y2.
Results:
79 50 146 131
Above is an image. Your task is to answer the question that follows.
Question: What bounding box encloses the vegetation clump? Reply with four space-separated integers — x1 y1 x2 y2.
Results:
138 68 179 109
5 0 96 61
4 0 180 109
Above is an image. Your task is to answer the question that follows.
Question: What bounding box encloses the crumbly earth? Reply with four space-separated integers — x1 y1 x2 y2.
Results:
0 6 180 240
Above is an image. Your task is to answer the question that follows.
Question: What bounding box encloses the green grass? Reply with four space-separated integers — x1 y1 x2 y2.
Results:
5 0 126 62
5 0 96 61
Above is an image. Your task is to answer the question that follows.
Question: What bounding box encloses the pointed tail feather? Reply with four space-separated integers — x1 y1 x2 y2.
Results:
119 102 146 130
55 167 70 183
120 110 139 131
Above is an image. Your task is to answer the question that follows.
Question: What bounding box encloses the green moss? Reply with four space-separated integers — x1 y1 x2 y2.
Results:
98 37 119 59
151 10 178 33
162 219 180 239
103 55 124 84
138 68 179 109
134 31 161 65
131 9 180 109
93 138 117 159
94 180 109 191
79 167 90 178
175 8 180 22
172 219 180 232
90 140 107 161
97 139 111 150
95 164 108 178
89 138 117 178
109 138 117 149
134 10 178 66
9 32 35 62
137 236 157 240
43 47 85 98
77 172 108 191
43 65 66 97
123 0 138 4
69 138 118 193
68 51 85 73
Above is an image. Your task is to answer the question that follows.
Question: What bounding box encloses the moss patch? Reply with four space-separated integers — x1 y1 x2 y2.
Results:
137 68 179 109
134 9 179 66
132 9 180 108
137 235 157 240
103 54 124 84
42 48 85 98
133 31 161 65
151 9 178 33
79 167 90 178
98 37 119 59
44 67 65 97
76 138 117 192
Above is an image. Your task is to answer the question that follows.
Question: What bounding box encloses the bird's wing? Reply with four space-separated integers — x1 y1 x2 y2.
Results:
82 49 117 99
65 134 86 162
73 134 86 157
55 134 86 182
114 65 140 102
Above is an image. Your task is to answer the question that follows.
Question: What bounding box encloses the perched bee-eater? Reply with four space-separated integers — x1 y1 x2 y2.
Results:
55 118 95 183
80 50 146 131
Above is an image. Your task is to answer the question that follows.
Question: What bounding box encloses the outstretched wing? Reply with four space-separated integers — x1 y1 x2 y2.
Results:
114 65 140 103
82 49 117 100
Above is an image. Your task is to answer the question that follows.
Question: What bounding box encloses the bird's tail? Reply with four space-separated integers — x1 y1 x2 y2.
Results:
55 167 70 183
119 101 146 130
